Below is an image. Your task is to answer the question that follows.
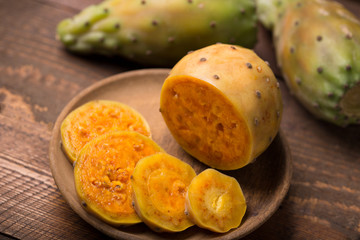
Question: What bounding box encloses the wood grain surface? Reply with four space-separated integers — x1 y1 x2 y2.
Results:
0 0 359 240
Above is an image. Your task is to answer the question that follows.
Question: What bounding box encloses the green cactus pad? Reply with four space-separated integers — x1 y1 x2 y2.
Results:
274 0 360 126
56 0 257 67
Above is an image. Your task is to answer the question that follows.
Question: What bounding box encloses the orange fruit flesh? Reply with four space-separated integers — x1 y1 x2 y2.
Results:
74 131 163 225
186 169 247 233
160 76 251 170
61 100 151 163
132 152 196 232
148 169 187 215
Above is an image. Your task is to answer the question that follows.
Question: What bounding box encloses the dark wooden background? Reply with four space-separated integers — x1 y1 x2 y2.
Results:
0 0 359 239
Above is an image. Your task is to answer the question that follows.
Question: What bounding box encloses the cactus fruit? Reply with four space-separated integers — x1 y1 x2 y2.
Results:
255 0 290 30
255 0 277 29
185 169 246 233
74 131 164 226
131 152 196 232
160 43 283 170
273 0 360 126
61 100 151 163
56 0 257 66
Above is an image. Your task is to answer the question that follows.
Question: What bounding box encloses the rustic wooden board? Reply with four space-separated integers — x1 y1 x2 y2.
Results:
0 0 360 239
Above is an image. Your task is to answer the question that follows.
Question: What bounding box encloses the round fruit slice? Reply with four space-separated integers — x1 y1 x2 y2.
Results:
131 152 196 232
160 43 283 170
185 169 246 233
61 100 151 163
74 131 164 226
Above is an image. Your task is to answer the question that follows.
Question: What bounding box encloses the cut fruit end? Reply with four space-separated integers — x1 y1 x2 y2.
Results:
160 76 252 170
340 82 360 118
211 192 231 213
74 131 163 226
147 169 187 214
131 152 196 232
61 100 151 163
186 169 246 233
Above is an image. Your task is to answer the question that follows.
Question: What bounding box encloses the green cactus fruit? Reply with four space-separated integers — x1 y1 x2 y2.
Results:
255 0 293 30
56 0 257 67
274 0 360 126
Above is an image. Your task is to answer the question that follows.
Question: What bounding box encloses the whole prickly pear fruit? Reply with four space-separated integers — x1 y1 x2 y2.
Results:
56 0 257 67
274 0 360 126
160 43 283 170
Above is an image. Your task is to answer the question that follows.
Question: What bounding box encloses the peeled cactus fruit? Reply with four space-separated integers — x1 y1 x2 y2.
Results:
56 0 257 66
61 100 151 163
131 152 196 232
160 43 283 170
74 131 164 226
274 0 360 126
185 169 246 233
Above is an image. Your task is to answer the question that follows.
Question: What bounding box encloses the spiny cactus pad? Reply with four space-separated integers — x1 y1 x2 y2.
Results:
56 0 257 66
274 0 360 126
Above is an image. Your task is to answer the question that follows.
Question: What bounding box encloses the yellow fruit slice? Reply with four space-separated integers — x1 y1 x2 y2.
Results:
61 100 151 163
74 131 164 226
185 169 246 233
131 152 196 232
160 43 282 170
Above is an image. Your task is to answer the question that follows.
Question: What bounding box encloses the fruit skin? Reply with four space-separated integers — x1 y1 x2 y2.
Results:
56 0 257 67
274 0 360 126
61 100 151 163
74 131 164 226
255 0 295 30
185 169 246 233
160 43 282 170
131 152 196 232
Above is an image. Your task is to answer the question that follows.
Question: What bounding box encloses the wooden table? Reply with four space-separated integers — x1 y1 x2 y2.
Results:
0 0 359 239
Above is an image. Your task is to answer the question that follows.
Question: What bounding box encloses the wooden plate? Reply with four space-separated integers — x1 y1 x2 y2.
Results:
49 69 292 240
